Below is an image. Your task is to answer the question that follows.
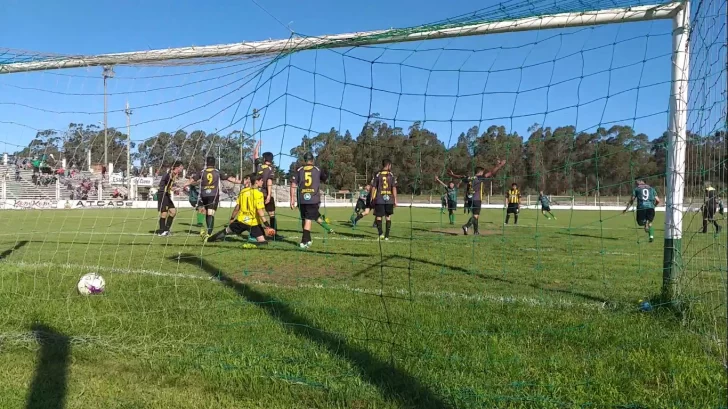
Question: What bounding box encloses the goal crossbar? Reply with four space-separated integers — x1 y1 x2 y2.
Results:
0 2 682 74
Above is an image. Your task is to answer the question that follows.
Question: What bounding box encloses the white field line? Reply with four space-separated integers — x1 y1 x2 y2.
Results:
2 261 612 310
0 231 638 255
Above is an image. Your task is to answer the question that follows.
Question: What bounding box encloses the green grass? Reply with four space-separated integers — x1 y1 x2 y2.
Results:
0 206 725 408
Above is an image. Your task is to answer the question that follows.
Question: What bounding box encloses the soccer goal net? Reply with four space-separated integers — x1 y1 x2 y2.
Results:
0 0 725 407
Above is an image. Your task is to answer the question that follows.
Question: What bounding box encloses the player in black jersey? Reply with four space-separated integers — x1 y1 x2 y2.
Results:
157 161 184 236
370 159 398 240
290 152 334 249
253 141 281 238
186 156 242 238
504 183 521 225
448 159 506 235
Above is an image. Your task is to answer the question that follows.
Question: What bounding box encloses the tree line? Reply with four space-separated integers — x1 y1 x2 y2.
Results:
14 121 727 197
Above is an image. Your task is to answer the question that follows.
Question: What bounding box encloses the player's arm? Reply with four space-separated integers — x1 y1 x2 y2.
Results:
623 196 635 213
484 159 507 178
447 169 465 179
289 177 297 210
265 177 273 204
434 176 447 188
252 140 261 162
229 204 240 223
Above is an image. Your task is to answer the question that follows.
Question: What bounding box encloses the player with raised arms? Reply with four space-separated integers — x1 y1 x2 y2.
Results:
290 152 334 249
622 177 661 243
370 159 398 241
157 161 184 237
187 156 242 239
205 173 273 247
435 175 460 225
448 159 506 235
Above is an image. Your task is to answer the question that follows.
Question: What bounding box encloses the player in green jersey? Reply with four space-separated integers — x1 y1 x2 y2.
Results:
435 176 460 225
350 184 372 226
622 177 661 242
186 182 205 228
538 191 556 220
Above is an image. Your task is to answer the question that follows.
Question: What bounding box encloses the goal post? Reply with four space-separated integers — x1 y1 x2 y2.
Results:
662 0 690 303
0 3 683 74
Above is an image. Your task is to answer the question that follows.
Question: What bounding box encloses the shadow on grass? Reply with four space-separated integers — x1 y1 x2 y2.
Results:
555 231 620 241
476 273 609 304
0 240 28 260
25 323 70 409
173 254 450 409
411 227 459 236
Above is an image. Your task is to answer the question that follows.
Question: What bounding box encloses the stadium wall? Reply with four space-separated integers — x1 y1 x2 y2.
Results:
0 199 692 212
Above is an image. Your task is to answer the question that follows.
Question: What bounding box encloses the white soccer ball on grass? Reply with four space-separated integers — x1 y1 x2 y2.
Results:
77 273 106 296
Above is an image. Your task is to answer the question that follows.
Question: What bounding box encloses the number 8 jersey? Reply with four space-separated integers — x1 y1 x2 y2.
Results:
634 183 657 209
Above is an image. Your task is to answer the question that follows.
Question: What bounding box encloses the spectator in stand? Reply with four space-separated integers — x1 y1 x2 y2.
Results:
101 165 107 180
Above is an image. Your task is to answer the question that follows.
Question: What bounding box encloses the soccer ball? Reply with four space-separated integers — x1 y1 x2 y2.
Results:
77 273 106 296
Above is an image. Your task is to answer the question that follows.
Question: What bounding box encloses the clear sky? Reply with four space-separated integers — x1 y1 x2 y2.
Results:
0 0 678 170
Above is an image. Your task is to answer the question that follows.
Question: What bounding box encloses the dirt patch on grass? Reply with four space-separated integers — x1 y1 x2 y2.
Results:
230 261 345 286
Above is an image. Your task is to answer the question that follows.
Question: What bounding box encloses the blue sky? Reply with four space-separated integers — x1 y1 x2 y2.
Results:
0 0 678 170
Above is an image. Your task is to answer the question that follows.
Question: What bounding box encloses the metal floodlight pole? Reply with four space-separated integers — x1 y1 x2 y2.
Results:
0 3 681 74
662 0 690 303
102 65 115 168
125 101 132 184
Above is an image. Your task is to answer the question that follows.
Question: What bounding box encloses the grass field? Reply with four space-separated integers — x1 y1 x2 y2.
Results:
0 206 725 408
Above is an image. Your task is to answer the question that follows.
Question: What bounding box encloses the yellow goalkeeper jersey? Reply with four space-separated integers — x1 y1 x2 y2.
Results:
236 187 265 226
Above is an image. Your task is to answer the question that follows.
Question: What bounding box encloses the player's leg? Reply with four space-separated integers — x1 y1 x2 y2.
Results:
248 226 269 247
197 208 205 227
462 201 478 235
374 205 385 238
207 220 241 242
646 209 655 242
204 196 219 235
513 205 519 225
300 205 315 248
316 217 334 233
384 205 394 239
157 196 168 234
266 200 277 230
165 205 177 233
448 201 456 224
472 208 481 234
350 201 361 225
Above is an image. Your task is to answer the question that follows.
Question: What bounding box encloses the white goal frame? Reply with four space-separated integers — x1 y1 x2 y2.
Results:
0 1 690 299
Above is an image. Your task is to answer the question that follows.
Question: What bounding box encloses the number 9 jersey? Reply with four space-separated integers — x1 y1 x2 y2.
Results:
634 183 657 209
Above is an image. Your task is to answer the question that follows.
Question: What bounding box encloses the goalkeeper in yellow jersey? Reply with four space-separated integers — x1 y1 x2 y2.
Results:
205 174 273 246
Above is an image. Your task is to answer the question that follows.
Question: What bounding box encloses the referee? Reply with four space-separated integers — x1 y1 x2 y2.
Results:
505 183 521 225
702 182 723 234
